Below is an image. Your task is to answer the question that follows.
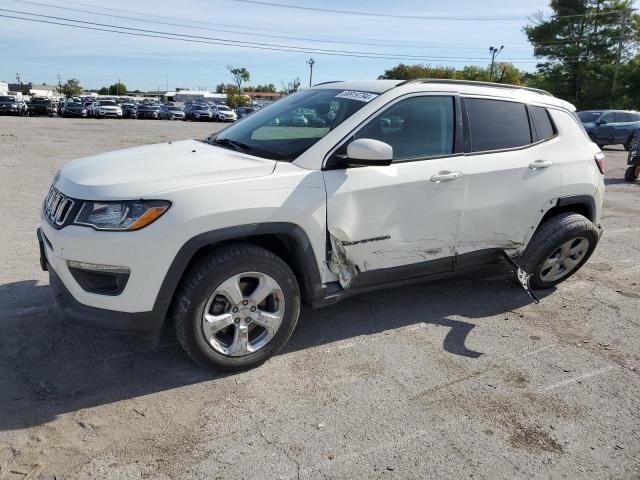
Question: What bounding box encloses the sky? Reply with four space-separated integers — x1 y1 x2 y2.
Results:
0 0 558 91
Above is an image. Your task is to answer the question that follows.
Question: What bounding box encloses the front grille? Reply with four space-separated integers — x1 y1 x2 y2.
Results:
43 186 75 226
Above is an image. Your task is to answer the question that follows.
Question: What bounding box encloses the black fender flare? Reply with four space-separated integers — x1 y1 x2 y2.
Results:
151 222 324 322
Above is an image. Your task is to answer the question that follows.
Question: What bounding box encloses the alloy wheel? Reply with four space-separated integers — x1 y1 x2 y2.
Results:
201 272 285 357
540 237 590 282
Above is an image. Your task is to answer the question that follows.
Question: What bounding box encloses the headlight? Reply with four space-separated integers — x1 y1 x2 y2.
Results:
74 200 170 231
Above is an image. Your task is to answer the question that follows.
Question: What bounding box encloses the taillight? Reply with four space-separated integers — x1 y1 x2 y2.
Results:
594 152 605 174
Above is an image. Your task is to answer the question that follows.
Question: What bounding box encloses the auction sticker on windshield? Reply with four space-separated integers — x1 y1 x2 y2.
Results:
335 91 379 102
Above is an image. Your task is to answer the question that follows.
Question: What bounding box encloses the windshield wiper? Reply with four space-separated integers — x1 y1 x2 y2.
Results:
210 138 251 153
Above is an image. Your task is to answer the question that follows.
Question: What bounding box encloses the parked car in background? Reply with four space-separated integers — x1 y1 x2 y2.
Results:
28 97 56 117
160 105 185 120
121 103 138 118
577 110 640 150
37 79 604 371
211 104 237 122
61 102 88 117
235 106 256 119
136 104 162 119
91 100 123 119
184 104 213 121
0 95 28 116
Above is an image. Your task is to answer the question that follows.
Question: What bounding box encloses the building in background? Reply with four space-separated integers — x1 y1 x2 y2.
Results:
0 81 8 94
7 82 61 97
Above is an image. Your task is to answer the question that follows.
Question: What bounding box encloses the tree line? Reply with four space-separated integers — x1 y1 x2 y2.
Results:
379 0 640 110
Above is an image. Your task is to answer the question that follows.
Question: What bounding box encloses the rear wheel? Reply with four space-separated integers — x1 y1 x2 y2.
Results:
625 165 639 182
174 245 301 371
520 213 599 289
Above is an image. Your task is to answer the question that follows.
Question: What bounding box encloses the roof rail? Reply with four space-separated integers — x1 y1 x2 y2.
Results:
396 78 553 96
313 80 343 86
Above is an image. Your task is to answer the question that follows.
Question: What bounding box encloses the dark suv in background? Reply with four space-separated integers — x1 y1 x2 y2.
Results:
577 110 640 150
0 95 28 116
28 97 56 117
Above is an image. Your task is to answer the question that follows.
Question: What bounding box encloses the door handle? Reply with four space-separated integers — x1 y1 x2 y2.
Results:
529 159 553 169
430 171 462 183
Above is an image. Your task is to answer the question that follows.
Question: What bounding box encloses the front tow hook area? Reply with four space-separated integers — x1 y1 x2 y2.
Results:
37 228 48 272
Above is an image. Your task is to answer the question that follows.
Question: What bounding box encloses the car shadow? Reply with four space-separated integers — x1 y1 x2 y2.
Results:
605 177 637 186
0 264 552 431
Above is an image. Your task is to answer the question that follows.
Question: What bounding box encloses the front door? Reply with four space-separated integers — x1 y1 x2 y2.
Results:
324 95 465 279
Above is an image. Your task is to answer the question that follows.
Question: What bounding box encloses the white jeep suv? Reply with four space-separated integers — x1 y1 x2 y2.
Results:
38 80 605 370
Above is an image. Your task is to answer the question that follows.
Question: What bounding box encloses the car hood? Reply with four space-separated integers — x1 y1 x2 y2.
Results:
96 105 119 110
56 139 277 200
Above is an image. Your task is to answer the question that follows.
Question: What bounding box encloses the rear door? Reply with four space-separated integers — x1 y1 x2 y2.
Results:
324 94 465 276
456 98 562 256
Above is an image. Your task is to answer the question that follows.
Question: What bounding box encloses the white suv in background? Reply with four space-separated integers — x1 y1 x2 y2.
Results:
38 79 605 370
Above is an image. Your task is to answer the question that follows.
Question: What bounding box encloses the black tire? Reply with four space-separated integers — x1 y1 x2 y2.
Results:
173 244 301 371
520 213 599 290
625 165 639 182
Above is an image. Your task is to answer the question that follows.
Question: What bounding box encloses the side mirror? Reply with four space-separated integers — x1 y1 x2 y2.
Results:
597 119 607 125
343 138 393 167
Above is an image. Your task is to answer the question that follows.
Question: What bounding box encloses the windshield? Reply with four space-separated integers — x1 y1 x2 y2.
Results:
577 111 602 123
98 101 117 106
168 107 182 111
32 98 50 104
208 88 373 161
218 106 232 111
69 103 83 107
0 96 14 102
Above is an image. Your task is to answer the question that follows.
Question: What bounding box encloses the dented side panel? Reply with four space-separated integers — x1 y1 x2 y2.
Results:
455 139 563 256
324 159 466 274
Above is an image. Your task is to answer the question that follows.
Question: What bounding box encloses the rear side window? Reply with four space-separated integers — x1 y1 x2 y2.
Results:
529 106 555 142
466 98 531 152
614 112 629 122
629 113 640 122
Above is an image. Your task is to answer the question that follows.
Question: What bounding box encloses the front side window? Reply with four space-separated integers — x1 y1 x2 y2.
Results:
209 89 372 161
600 112 615 123
347 96 455 161
466 98 531 152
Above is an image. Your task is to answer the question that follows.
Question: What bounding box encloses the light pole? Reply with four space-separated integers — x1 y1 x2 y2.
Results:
307 58 315 87
489 45 504 81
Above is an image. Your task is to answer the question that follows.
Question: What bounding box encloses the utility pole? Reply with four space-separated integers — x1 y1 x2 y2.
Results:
307 58 315 87
489 45 504 81
16 72 21 84
611 10 627 97
117 78 121 96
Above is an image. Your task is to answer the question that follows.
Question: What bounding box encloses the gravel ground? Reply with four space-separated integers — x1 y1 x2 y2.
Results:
0 117 639 479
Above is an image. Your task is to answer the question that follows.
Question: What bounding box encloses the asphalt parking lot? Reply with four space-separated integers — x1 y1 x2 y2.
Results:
0 116 639 479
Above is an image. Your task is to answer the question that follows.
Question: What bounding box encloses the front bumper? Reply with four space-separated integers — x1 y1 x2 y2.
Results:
38 228 169 334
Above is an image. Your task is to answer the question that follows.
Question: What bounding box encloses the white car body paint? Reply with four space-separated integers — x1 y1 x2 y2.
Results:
41 80 604 317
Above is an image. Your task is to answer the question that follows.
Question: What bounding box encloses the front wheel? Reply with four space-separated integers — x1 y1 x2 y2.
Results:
520 213 599 289
174 245 301 371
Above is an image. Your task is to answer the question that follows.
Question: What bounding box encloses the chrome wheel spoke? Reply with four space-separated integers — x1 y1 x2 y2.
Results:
254 310 283 335
249 274 280 305
204 312 234 333
216 275 244 305
229 324 250 356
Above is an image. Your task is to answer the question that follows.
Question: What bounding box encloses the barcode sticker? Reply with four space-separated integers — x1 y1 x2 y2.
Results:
335 91 379 102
